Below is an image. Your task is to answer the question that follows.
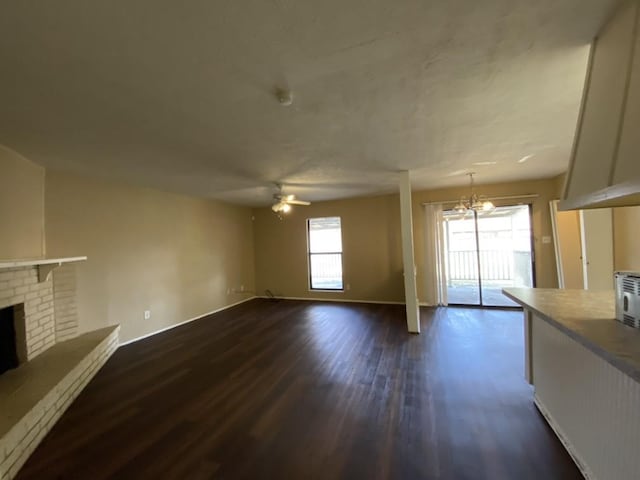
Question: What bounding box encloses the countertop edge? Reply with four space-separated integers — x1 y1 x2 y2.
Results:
502 289 640 384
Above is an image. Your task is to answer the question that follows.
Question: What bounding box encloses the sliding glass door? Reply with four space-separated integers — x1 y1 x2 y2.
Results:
443 210 481 305
443 205 534 307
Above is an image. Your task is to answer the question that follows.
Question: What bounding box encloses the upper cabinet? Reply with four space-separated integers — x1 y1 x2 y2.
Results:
561 1 640 210
615 6 640 185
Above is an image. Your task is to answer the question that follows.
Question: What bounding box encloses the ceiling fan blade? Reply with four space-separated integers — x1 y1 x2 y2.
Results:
286 199 311 206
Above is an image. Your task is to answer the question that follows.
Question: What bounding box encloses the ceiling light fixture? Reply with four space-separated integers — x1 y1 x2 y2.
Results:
453 173 495 214
518 154 534 163
271 201 291 213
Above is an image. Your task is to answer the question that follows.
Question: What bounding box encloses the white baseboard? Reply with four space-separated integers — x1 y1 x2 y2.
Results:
258 295 405 306
259 296 441 308
119 296 257 346
533 394 594 480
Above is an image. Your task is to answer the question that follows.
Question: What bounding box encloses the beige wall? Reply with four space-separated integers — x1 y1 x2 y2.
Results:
0 145 45 259
613 205 640 271
254 177 560 304
554 209 584 289
2 149 567 341
45 170 255 342
253 194 405 302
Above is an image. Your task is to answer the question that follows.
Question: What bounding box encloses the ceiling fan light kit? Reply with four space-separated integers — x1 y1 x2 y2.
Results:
271 202 291 213
271 184 310 216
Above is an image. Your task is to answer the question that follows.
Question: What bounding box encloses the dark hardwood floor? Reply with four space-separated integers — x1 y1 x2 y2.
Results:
17 299 582 480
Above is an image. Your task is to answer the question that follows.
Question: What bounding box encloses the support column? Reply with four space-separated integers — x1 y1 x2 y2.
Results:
399 171 420 333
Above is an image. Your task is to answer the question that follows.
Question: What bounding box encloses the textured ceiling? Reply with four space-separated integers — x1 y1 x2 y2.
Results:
0 0 619 205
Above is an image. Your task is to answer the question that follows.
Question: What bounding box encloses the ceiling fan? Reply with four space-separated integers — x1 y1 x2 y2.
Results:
271 184 311 213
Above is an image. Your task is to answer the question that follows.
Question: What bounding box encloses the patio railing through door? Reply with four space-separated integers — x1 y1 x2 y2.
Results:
447 250 514 284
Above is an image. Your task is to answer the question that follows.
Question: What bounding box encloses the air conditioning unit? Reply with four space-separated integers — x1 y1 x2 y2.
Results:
615 272 640 328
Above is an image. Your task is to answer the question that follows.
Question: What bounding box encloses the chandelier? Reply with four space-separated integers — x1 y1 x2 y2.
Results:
453 173 495 214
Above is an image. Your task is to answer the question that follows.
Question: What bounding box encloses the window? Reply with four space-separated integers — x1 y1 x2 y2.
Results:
308 217 343 290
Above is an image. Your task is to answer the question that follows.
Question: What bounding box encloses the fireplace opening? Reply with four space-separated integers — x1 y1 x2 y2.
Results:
0 303 27 375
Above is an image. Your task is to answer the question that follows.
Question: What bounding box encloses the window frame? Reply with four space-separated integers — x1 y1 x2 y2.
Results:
307 217 344 292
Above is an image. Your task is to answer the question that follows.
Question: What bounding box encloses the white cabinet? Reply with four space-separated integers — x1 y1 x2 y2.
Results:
614 13 640 185
561 1 640 210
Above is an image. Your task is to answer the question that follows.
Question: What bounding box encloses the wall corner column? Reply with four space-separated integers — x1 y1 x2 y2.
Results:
399 171 420 333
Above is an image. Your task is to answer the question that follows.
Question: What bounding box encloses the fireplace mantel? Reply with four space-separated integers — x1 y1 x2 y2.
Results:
0 256 87 282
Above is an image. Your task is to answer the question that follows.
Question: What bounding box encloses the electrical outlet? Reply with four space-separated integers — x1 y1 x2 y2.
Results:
346 283 351 291
144 310 151 320
226 288 231 295
240 285 244 292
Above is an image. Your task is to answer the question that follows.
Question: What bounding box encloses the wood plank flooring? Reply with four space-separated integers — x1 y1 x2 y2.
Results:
16 299 582 479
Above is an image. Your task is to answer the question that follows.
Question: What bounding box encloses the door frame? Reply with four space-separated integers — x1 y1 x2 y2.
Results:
445 203 536 308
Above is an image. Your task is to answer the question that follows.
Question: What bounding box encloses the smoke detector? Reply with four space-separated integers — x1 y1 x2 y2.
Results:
276 88 293 106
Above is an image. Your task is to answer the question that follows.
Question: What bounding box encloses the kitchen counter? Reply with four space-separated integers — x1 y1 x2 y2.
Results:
502 288 640 383
502 287 640 480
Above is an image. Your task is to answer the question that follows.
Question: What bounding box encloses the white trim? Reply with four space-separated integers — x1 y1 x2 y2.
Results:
306 216 344 293
534 394 595 480
0 256 87 269
549 200 565 288
118 296 257 346
259 295 405 306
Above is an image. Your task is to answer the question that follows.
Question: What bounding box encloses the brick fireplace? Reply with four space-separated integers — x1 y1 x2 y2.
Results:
0 264 77 368
0 257 119 480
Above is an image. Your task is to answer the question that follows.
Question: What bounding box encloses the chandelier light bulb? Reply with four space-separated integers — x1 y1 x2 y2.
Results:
455 173 494 214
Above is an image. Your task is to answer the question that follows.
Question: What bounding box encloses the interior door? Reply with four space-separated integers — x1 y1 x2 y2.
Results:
579 209 614 290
